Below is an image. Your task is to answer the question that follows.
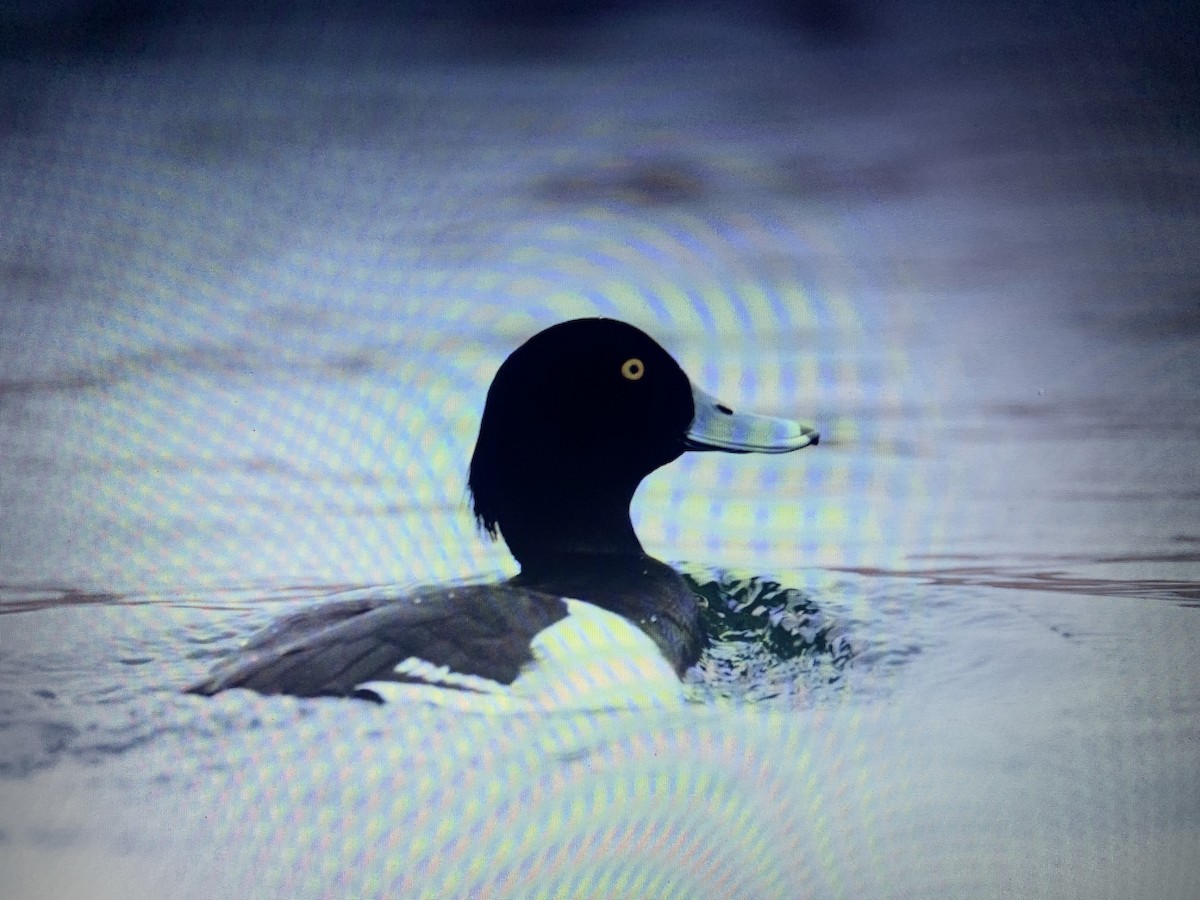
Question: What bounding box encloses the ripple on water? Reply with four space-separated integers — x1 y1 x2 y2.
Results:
0 568 941 777
680 565 859 705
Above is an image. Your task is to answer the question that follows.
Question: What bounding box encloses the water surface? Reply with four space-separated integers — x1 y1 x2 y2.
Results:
1 3 1197 897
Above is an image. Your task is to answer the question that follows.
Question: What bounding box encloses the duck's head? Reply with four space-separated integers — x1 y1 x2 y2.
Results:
468 318 817 571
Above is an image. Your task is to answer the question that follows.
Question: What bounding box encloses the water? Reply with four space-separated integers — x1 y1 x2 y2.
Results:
2 3 1198 897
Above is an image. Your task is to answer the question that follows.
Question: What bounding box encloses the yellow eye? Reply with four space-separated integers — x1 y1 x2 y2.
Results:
621 358 645 381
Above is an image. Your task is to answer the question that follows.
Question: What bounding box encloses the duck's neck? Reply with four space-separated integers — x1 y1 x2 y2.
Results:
499 479 644 571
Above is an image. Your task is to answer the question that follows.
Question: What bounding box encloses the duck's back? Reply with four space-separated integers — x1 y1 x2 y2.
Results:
186 584 570 701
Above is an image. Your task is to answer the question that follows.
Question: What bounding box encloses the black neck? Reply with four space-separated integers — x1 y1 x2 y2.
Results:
497 478 644 571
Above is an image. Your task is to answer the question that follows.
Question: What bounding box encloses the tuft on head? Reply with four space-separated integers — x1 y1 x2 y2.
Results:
470 487 501 540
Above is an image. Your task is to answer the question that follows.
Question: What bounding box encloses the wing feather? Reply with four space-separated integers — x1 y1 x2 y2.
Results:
186 585 568 699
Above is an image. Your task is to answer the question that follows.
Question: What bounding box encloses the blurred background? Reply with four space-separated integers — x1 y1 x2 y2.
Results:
2 0 1195 593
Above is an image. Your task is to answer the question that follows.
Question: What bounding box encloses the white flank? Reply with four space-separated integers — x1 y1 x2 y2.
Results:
358 599 684 713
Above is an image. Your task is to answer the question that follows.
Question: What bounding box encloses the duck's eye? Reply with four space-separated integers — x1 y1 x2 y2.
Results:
620 358 645 381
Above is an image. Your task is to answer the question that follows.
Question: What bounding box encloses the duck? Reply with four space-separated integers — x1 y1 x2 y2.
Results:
187 318 818 710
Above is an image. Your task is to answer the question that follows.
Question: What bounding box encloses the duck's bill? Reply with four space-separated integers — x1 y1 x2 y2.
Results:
683 384 818 454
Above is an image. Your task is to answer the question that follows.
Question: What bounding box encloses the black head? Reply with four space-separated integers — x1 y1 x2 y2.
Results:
469 318 693 567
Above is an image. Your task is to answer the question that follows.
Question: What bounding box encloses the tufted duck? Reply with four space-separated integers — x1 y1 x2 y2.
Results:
187 318 817 708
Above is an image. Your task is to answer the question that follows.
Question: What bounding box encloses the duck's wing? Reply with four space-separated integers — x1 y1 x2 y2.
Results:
185 585 568 700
